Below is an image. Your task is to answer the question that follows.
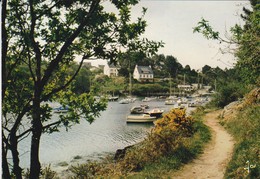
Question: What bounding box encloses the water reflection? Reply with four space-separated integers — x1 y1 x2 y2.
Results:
19 98 200 168
19 101 154 167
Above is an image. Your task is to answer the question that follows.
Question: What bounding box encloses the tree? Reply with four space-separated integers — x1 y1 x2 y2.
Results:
193 0 259 85
150 54 166 77
235 2 260 84
71 63 92 94
1 0 163 178
202 65 212 74
164 55 181 78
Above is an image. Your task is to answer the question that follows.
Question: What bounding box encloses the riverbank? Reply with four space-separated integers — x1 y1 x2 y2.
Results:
49 107 212 178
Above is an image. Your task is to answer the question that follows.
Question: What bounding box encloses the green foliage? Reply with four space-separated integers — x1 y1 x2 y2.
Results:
193 3 259 86
69 162 102 179
224 105 260 179
22 165 59 179
211 80 247 108
193 18 220 40
235 4 260 85
132 83 168 96
2 0 164 178
40 165 59 179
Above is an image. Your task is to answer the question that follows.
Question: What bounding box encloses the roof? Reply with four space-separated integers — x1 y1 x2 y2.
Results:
136 66 153 74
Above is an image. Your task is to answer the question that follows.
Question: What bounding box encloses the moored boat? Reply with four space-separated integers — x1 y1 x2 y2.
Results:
142 97 157 102
126 114 157 123
119 99 130 104
53 106 69 113
165 100 175 105
130 106 145 114
146 108 164 118
108 96 119 101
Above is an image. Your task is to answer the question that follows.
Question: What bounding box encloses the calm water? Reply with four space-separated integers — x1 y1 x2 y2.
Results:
18 99 178 168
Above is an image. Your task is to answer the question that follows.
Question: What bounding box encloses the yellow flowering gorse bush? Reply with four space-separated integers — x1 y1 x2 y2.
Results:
118 108 195 172
154 108 194 136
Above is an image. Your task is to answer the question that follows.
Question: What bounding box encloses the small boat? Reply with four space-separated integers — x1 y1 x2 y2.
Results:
108 95 119 101
119 99 130 104
165 100 175 105
140 104 149 109
130 106 145 114
126 114 157 123
146 108 164 118
167 96 177 100
179 104 186 109
119 97 136 104
177 98 182 104
142 97 157 102
53 106 69 113
126 96 137 103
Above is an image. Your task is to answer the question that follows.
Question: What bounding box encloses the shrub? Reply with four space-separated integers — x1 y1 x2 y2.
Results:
117 109 195 172
211 81 248 108
224 105 260 179
69 162 102 179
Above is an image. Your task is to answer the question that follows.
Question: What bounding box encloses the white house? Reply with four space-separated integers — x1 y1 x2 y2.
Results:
133 65 154 82
103 63 119 77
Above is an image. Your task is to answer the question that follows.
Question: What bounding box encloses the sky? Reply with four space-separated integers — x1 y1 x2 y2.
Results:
127 0 250 70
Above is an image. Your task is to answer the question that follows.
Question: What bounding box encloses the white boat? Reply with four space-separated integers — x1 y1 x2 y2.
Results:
119 99 130 104
108 95 119 101
146 108 164 118
127 96 137 103
177 98 182 104
140 104 149 109
130 106 145 114
165 100 175 105
167 96 177 100
53 106 69 113
142 97 157 102
126 114 157 123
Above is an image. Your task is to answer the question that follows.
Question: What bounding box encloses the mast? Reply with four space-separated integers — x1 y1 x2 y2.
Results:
169 75 172 96
129 72 132 96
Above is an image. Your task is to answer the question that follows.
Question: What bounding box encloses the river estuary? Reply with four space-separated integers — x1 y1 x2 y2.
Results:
18 99 196 170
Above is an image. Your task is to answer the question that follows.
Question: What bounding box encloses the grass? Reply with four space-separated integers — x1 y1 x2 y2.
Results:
224 105 260 179
126 117 211 178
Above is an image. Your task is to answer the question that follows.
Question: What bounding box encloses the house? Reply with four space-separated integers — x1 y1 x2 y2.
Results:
103 63 119 77
177 84 194 91
133 65 154 82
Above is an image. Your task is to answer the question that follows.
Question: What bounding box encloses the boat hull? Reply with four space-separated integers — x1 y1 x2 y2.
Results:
126 115 156 123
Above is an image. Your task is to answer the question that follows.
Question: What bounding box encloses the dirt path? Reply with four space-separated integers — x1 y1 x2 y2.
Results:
170 110 234 179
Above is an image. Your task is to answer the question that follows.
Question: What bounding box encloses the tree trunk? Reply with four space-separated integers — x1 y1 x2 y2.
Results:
10 133 22 179
1 0 7 99
29 99 43 179
2 140 11 179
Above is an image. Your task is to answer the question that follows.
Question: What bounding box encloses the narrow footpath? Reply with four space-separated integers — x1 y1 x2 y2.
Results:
170 110 234 179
